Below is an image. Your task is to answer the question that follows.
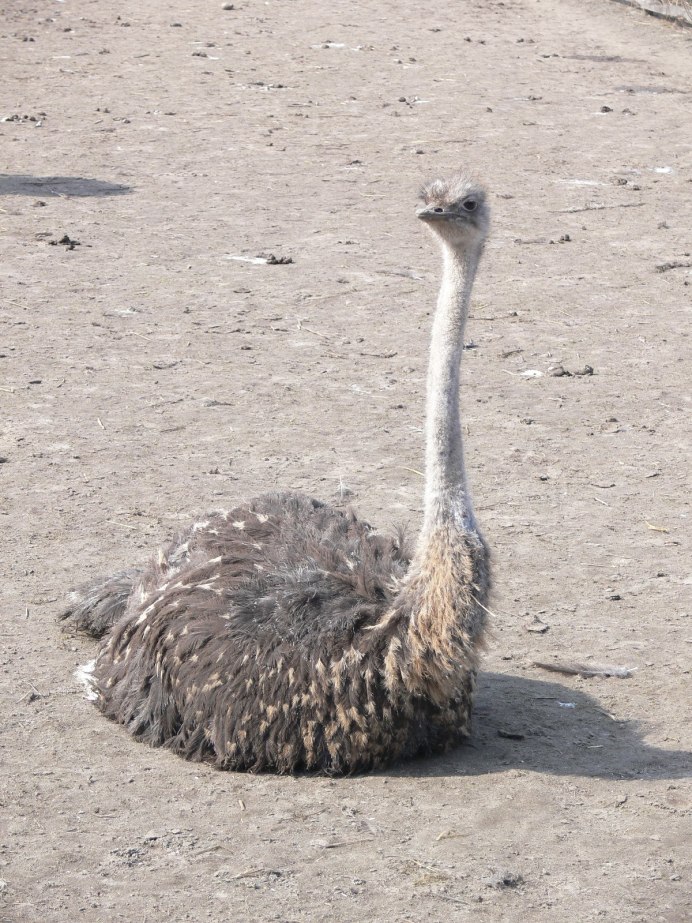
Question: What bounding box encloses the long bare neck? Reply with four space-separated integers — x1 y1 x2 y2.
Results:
379 237 489 705
421 242 482 538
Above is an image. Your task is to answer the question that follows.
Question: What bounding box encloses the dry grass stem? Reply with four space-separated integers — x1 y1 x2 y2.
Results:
645 521 669 533
534 661 635 679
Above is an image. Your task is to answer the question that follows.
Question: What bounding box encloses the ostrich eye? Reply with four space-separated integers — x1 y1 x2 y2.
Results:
462 198 478 212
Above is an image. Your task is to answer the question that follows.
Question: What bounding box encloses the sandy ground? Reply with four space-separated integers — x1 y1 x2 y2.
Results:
1 0 690 920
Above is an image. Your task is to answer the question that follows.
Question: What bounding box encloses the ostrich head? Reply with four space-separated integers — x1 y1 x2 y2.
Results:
417 172 489 250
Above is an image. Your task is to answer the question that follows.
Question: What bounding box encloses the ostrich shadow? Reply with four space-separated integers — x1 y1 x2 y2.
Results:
397 672 691 781
0 174 132 197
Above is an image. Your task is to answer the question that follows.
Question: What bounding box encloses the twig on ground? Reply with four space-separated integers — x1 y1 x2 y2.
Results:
534 661 635 679
105 520 139 530
296 321 330 339
557 202 644 213
645 521 669 533
230 867 284 880
322 838 374 849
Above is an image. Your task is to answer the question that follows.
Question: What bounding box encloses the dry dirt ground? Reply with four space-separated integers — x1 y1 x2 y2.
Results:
1 0 690 920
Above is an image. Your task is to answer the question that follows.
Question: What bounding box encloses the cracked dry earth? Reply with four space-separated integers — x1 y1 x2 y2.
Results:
1 0 690 921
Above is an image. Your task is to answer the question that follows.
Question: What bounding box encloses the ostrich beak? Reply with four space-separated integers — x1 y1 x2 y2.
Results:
416 205 452 222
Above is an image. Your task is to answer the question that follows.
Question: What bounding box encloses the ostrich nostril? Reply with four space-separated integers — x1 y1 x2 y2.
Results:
433 207 444 213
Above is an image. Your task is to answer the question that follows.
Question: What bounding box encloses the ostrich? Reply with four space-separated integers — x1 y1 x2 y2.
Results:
61 170 492 774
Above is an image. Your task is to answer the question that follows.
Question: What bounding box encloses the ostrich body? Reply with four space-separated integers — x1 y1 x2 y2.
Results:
61 172 491 774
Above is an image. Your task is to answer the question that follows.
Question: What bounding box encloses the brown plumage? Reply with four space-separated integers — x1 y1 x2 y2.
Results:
60 170 493 774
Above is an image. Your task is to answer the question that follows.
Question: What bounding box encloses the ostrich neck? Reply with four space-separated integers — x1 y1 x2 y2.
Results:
376 238 488 706
421 243 481 537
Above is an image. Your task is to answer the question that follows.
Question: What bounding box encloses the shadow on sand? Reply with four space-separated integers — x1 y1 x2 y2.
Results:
0 174 132 197
396 672 691 781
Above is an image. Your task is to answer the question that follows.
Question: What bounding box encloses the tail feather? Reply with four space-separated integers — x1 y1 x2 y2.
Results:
59 570 140 638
